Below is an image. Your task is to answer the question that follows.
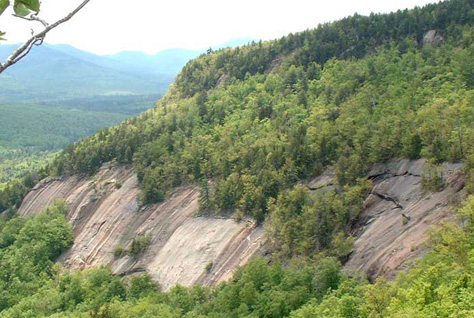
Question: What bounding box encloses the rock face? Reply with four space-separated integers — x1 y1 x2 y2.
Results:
19 159 464 287
422 30 444 47
18 163 265 291
343 159 464 280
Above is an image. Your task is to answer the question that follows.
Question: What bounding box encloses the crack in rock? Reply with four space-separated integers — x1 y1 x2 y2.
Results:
119 267 146 277
372 191 403 210
369 170 421 181
307 183 334 191
92 220 107 237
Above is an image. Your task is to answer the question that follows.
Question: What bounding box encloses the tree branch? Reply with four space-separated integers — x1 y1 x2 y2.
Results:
0 0 91 74
13 13 50 28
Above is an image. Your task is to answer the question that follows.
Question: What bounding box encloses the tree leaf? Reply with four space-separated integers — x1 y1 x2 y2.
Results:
0 0 10 15
13 2 29 16
19 0 39 12
0 30 5 41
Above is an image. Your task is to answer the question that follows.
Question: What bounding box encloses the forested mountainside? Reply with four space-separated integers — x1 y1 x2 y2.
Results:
0 40 252 187
0 43 166 188
49 0 474 225
2 0 474 317
0 44 171 101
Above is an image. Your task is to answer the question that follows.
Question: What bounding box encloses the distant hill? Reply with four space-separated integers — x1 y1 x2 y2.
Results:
0 44 173 102
107 48 202 77
105 37 255 77
0 38 255 183
0 38 255 103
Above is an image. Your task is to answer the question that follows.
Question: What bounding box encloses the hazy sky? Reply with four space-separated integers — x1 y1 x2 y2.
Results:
1 0 437 55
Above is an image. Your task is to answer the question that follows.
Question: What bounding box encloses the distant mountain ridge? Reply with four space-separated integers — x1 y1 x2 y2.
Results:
105 37 256 76
0 37 255 103
0 43 171 102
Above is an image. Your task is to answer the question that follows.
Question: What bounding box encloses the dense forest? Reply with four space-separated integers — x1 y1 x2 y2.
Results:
1 196 474 317
0 95 159 192
0 42 167 190
2 0 474 316
47 0 474 234
0 104 127 150
0 149 54 185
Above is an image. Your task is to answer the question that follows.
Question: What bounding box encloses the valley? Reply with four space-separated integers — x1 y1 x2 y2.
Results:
1 0 474 317
0 39 251 185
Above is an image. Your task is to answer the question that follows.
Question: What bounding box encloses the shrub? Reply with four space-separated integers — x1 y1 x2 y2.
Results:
113 245 126 258
129 235 152 258
421 161 445 192
205 262 213 273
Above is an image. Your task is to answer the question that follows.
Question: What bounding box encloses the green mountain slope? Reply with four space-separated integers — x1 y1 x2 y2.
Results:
0 44 168 185
0 103 127 149
2 0 474 317
0 40 253 184
0 102 134 186
52 0 474 220
0 44 173 102
0 39 255 103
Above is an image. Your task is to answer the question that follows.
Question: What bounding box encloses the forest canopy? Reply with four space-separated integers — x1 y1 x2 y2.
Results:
50 0 474 224
2 0 474 317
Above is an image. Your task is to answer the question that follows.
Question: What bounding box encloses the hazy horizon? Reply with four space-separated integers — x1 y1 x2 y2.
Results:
1 37 257 57
0 0 438 55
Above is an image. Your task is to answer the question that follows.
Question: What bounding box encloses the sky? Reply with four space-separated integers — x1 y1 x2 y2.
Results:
0 0 438 55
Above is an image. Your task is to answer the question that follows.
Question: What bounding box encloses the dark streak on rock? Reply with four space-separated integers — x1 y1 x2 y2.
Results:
372 191 403 210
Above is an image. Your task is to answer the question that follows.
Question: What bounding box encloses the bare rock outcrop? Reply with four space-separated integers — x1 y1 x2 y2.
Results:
422 30 444 47
344 159 463 280
18 163 265 290
19 158 464 287
306 159 463 280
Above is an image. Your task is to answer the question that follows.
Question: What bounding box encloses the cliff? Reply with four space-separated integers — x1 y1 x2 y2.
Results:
18 163 264 290
18 159 464 287
308 158 463 280
345 159 464 280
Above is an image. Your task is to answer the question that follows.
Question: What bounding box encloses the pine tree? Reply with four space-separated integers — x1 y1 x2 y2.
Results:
198 178 211 215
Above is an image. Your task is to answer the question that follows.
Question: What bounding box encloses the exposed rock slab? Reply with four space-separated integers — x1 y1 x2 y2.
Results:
344 159 464 280
308 166 335 190
18 163 264 290
19 158 464 286
422 30 444 47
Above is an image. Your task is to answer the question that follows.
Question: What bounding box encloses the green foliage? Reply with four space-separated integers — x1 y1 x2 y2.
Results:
289 195 474 318
3 1 474 316
174 0 474 98
113 245 126 259
0 0 38 18
0 169 48 212
128 274 159 299
421 161 445 192
197 178 212 215
0 200 72 311
13 0 39 16
267 181 369 257
0 94 161 200
0 104 128 151
2 189 474 318
0 101 132 197
204 262 213 273
0 0 38 39
0 0 9 15
0 256 347 318
113 236 152 260
129 235 152 259
0 149 56 185
463 151 474 193
50 0 474 226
